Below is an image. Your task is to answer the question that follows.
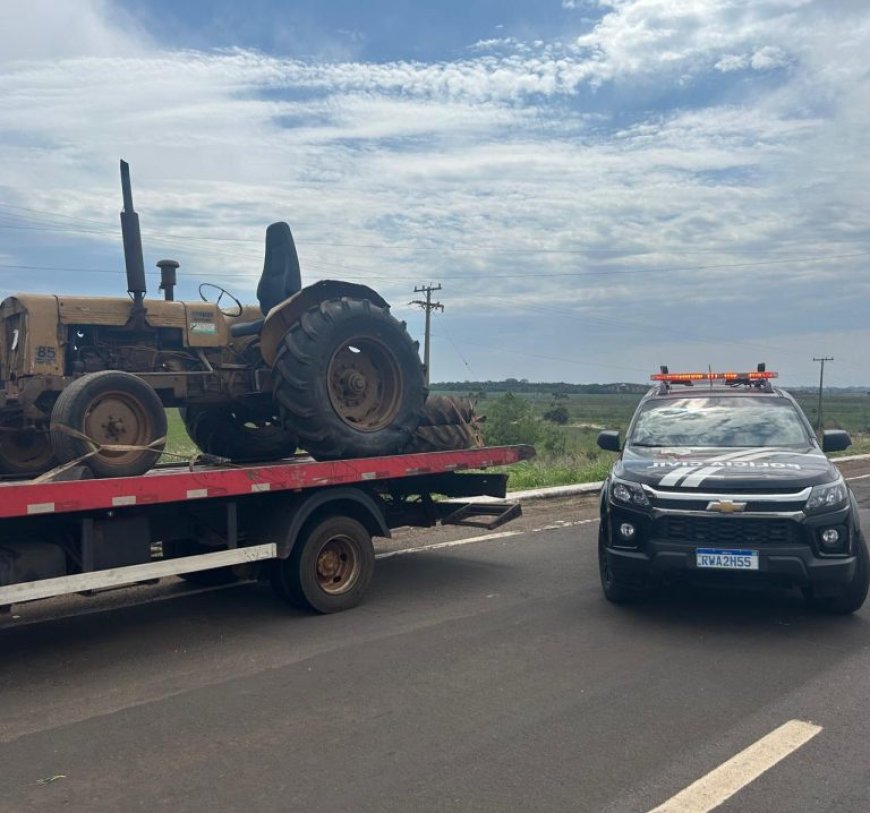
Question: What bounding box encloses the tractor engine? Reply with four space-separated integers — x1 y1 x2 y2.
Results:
67 324 200 376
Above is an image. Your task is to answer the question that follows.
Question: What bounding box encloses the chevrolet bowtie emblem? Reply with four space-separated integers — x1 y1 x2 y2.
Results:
707 500 747 513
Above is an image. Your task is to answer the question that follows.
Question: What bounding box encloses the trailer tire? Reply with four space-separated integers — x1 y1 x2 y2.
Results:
271 515 374 613
50 371 167 478
272 298 425 460
180 404 298 463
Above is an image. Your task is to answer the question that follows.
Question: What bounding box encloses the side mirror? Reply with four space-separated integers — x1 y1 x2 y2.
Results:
597 430 621 452
822 429 851 453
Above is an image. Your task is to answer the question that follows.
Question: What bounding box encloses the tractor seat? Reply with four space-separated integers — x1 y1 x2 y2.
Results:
230 222 302 337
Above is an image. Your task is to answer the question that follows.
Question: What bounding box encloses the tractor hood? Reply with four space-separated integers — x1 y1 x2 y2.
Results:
614 445 838 491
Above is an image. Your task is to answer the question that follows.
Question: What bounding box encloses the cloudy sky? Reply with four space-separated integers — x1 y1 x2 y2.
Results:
1 0 869 386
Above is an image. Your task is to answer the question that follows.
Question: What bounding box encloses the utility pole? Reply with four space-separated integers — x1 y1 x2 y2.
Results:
813 356 834 433
410 284 443 386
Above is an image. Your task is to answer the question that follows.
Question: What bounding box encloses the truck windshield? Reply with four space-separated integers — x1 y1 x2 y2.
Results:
629 396 812 448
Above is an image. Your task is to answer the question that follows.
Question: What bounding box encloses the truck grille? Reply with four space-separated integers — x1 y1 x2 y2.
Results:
657 516 799 546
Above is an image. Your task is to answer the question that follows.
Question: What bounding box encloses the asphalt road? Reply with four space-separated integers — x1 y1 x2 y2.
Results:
2 460 870 812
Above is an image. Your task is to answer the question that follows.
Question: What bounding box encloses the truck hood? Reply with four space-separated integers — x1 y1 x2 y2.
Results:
614 446 838 490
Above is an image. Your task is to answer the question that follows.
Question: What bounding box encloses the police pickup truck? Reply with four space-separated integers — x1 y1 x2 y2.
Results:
596 367 869 613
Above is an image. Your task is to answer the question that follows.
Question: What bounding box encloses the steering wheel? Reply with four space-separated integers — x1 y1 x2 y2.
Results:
198 283 243 317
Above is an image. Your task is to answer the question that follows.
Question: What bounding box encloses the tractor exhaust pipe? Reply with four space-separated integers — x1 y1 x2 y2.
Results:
119 159 147 306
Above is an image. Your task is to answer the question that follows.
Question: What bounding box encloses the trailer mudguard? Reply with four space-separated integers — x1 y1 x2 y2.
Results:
273 486 390 559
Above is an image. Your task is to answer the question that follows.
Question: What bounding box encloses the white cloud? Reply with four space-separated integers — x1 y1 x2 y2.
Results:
0 0 148 61
1 1 869 384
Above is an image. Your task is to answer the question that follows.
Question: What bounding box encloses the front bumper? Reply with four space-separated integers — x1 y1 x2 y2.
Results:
603 501 859 595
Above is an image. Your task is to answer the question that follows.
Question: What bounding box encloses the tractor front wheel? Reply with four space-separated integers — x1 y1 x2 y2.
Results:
0 421 56 477
50 371 167 478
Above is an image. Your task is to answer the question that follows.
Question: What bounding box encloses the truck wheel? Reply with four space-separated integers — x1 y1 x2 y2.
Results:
271 515 374 613
0 422 56 476
50 371 167 478
598 525 648 604
180 404 298 462
809 533 870 614
272 298 425 460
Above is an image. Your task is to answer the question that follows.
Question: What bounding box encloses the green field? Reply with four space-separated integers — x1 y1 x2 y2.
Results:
162 389 870 490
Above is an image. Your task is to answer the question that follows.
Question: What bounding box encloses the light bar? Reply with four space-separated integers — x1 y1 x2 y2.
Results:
651 371 778 382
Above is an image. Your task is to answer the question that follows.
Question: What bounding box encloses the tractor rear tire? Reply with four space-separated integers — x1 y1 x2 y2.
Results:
272 298 425 460
418 395 476 426
180 404 298 463
404 423 475 454
0 422 57 477
403 395 481 453
50 371 167 478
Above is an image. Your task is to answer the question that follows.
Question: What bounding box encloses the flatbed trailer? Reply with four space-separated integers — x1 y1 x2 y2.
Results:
0 445 533 614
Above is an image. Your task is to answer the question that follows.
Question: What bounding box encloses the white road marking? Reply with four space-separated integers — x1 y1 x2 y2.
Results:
377 518 599 560
844 472 870 481
376 530 521 559
647 719 822 813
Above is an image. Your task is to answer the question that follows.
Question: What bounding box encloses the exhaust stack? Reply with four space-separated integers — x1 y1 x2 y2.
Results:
119 160 147 306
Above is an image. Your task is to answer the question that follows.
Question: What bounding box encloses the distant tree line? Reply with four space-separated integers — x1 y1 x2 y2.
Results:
430 379 648 395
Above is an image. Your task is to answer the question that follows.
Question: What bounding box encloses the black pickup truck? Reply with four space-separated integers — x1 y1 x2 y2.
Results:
595 368 869 613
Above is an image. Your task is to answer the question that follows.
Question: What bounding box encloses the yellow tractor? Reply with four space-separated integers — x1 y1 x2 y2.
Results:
0 162 426 478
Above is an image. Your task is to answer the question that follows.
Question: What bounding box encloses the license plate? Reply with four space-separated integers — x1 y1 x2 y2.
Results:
695 548 759 570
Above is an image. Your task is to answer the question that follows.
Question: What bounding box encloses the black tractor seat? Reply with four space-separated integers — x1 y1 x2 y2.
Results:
230 222 302 337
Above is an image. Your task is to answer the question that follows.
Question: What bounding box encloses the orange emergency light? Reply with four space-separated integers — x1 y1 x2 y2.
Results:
651 370 778 382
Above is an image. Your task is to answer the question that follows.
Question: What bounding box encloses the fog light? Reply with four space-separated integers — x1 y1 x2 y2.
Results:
821 528 840 547
619 523 636 540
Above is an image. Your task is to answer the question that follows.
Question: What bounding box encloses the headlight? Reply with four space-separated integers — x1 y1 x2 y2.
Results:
610 477 650 508
805 478 848 514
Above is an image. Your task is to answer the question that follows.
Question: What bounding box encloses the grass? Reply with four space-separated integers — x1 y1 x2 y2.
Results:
500 456 612 490
164 409 198 461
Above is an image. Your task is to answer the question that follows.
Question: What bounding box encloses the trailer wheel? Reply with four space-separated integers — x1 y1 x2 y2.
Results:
181 404 298 462
271 515 374 613
0 422 57 476
272 298 425 460
50 371 167 478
